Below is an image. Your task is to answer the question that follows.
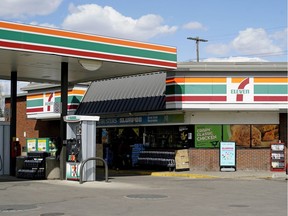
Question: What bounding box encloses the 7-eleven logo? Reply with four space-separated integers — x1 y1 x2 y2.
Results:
227 78 254 103
44 92 54 112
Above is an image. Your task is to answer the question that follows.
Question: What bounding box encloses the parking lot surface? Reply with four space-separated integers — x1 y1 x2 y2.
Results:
0 172 287 216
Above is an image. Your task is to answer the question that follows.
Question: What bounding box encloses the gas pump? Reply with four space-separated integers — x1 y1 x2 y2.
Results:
64 115 100 181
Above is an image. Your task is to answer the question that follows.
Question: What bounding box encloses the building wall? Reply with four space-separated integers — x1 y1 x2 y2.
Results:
5 96 60 153
189 148 272 171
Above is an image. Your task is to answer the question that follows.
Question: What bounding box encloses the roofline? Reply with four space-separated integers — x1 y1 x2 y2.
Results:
176 62 288 72
20 82 90 91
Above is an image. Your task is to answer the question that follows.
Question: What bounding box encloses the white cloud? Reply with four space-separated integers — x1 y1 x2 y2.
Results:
270 28 288 50
205 28 285 60
232 28 282 55
202 56 267 62
0 81 10 97
183 21 206 30
271 28 288 41
62 4 177 40
0 81 29 96
0 0 62 18
29 22 58 29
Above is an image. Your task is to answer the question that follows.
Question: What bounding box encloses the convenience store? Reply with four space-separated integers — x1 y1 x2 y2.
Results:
76 62 287 171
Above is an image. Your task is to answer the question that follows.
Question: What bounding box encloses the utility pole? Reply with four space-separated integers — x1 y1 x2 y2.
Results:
187 37 208 62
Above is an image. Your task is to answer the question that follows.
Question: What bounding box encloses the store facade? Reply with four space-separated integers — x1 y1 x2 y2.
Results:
165 62 287 171
7 62 287 172
77 62 287 171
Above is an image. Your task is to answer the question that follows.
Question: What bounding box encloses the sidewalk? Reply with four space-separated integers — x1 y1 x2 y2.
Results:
150 170 288 180
1 169 287 182
105 168 288 180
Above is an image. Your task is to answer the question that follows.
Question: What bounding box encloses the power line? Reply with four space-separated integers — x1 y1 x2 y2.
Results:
203 26 287 43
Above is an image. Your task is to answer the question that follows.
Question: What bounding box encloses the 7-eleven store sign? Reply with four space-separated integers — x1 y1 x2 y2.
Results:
26 88 87 117
227 77 254 103
44 92 57 112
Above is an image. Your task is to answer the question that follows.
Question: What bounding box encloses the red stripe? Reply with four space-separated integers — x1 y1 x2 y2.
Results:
0 41 177 68
166 96 227 102
47 93 53 111
236 78 249 101
254 96 288 101
27 107 44 113
27 105 77 113
68 105 79 110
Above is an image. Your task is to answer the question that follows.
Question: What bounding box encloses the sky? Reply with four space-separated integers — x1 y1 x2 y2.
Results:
0 0 287 96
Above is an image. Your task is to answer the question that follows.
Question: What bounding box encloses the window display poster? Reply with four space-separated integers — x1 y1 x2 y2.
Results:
195 125 222 148
223 124 279 148
26 138 37 152
101 129 108 144
220 141 236 167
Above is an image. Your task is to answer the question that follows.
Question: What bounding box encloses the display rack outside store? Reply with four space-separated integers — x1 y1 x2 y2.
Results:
138 150 175 170
17 152 50 179
270 143 286 172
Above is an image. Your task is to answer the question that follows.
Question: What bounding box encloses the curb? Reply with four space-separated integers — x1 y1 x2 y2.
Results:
151 172 218 179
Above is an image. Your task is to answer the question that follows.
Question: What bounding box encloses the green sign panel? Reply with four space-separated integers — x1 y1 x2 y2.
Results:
195 125 222 148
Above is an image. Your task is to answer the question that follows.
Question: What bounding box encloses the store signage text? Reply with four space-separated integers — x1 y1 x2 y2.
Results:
98 114 183 126
119 117 143 124
230 89 249 94
196 128 217 141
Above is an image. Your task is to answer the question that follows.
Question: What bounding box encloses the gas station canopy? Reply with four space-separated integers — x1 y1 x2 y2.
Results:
0 21 177 83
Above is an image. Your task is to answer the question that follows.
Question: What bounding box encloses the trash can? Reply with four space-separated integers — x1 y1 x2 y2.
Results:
45 157 60 179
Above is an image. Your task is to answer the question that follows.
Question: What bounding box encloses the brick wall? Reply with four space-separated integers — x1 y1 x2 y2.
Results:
5 96 60 153
189 148 272 171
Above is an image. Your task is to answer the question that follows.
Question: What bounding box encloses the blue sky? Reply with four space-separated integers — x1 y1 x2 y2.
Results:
0 0 287 62
0 0 287 96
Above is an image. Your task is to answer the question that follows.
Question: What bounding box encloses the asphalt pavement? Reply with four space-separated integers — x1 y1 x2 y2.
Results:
0 170 287 216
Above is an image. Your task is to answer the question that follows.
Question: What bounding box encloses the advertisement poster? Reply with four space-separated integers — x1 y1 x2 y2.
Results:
37 138 48 151
101 129 108 144
223 124 279 148
26 138 37 152
195 125 222 148
220 141 236 167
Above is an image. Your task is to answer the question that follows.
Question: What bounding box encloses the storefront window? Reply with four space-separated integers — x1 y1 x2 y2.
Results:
145 126 192 149
97 124 279 150
223 124 279 148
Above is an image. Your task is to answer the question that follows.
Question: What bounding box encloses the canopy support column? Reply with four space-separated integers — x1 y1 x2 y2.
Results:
10 71 17 176
60 62 68 180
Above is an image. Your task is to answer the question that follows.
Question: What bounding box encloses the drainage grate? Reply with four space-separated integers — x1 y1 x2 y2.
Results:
0 204 38 212
125 194 168 200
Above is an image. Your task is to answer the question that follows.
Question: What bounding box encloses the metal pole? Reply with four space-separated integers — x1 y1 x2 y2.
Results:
60 62 68 180
10 71 17 176
196 40 200 62
187 37 208 62
79 157 109 184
